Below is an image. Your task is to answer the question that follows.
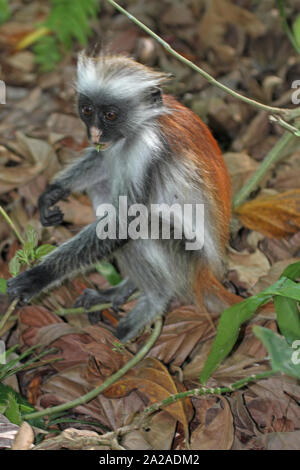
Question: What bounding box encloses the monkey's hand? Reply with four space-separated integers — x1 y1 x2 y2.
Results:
7 265 51 303
38 184 70 227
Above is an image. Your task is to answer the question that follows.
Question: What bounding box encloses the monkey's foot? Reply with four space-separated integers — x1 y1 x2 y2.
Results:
73 288 113 324
116 296 166 343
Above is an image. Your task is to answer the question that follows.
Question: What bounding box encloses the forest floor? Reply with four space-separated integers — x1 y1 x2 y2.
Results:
0 0 299 450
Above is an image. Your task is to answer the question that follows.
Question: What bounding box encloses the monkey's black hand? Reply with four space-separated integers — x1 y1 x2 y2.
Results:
38 184 70 227
7 265 52 303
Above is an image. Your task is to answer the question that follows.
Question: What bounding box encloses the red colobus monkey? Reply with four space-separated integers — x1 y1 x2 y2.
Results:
7 52 231 342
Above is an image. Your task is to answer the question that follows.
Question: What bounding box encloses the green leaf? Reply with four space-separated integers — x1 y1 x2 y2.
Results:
280 260 300 281
253 326 300 380
95 262 122 286
35 244 56 259
26 225 39 249
0 0 10 25
274 296 300 344
199 277 287 384
0 278 7 294
9 255 21 277
4 393 22 425
274 280 300 302
0 383 45 428
292 13 300 49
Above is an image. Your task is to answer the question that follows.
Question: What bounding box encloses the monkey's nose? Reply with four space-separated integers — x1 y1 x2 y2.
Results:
90 126 103 144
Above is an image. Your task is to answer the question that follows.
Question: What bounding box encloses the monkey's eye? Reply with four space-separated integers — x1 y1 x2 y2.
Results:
104 111 117 121
81 105 94 117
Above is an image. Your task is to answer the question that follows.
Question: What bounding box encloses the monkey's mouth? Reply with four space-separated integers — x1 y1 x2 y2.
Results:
94 142 112 152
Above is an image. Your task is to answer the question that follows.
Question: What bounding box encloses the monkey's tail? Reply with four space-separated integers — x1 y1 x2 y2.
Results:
193 266 274 317
193 266 242 315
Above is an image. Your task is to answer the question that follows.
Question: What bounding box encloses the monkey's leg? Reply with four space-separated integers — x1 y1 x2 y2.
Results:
74 278 137 324
116 293 170 343
7 220 126 302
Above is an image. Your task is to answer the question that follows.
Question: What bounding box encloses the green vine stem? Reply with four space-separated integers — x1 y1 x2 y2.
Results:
54 292 139 317
139 370 277 423
0 205 24 245
22 316 163 421
0 298 19 332
277 0 300 54
233 127 298 209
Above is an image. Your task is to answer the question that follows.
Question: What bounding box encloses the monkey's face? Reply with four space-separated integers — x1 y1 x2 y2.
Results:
78 93 135 150
78 87 163 151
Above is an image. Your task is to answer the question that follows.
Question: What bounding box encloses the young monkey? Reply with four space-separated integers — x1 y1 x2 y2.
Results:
7 52 231 342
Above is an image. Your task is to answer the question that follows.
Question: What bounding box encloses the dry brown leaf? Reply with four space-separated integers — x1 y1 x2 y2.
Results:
0 415 19 449
122 411 177 450
227 246 270 289
81 326 133 379
197 0 265 59
259 234 300 263
230 393 260 450
150 305 214 366
105 357 193 438
11 422 34 450
190 397 234 450
46 113 86 143
223 152 258 196
0 132 58 194
251 258 300 294
18 305 92 371
161 4 194 26
271 151 300 191
256 430 300 450
235 190 300 238
40 363 145 430
244 377 300 433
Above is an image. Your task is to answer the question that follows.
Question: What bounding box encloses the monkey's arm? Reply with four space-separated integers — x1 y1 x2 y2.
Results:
7 220 125 302
39 148 103 226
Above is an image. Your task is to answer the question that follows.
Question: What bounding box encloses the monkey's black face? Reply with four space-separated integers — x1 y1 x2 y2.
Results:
78 93 134 149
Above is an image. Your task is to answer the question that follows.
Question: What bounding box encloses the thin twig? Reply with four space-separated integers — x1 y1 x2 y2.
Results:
233 127 298 208
106 0 292 120
32 369 277 449
22 316 163 420
54 292 139 316
0 298 19 332
0 205 24 245
138 370 277 426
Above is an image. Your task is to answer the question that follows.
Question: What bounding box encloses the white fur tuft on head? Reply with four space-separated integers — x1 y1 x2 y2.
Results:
76 51 170 99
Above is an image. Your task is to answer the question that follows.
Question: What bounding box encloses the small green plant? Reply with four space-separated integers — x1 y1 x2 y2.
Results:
0 344 58 427
30 0 100 71
0 205 55 290
0 344 58 382
8 225 55 277
200 260 300 384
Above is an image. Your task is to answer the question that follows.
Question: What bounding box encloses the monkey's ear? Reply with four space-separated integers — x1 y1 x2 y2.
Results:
149 87 162 105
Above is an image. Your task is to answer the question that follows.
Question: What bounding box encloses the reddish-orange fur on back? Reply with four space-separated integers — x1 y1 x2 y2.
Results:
159 95 233 311
159 94 231 249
